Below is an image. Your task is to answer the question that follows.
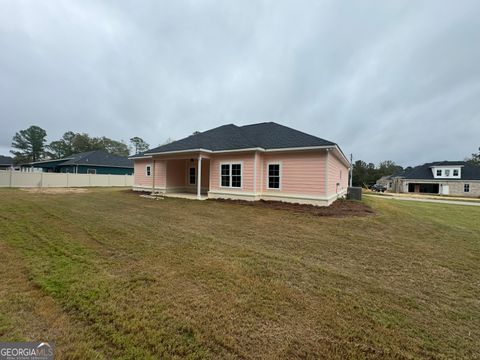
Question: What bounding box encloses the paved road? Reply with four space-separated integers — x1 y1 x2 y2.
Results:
365 194 480 207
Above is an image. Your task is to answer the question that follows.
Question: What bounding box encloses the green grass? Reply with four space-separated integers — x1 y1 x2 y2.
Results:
0 188 479 359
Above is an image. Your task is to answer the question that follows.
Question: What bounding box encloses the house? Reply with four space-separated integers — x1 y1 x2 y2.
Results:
378 161 480 197
131 122 350 206
26 150 134 175
0 155 14 170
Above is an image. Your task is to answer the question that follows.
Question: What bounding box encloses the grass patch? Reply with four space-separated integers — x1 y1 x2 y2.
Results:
0 188 479 359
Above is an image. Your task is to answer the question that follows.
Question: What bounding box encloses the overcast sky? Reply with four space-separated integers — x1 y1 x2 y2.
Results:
1 1 479 166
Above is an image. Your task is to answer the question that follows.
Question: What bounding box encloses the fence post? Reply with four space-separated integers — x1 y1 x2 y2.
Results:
40 172 44 188
89 174 92 186
66 173 69 188
9 170 13 187
125 174 127 186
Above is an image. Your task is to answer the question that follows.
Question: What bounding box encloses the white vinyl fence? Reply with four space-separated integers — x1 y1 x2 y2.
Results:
0 170 133 188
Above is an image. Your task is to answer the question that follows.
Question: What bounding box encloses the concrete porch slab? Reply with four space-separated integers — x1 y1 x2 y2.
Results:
163 192 208 200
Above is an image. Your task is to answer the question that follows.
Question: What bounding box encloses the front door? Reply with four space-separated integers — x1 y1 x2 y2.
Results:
442 185 449 195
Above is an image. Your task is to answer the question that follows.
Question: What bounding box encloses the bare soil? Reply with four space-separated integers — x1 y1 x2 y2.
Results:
20 188 89 194
211 198 374 217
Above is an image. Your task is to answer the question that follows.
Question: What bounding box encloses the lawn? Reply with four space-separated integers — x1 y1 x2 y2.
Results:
0 188 479 359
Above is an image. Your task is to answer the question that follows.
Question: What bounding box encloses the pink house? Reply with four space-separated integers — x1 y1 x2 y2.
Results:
131 122 350 206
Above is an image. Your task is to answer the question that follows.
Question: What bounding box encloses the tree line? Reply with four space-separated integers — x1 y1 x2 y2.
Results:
10 125 150 164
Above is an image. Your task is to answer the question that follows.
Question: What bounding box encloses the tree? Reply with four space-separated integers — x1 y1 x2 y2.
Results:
352 159 403 187
11 125 47 163
94 137 130 157
47 132 130 158
46 131 76 159
377 160 403 178
466 147 480 165
130 137 149 155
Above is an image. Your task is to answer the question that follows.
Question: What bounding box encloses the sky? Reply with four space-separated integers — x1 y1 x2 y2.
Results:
1 0 479 166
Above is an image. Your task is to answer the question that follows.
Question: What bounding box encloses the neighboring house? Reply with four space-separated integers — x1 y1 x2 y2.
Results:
131 122 349 206
0 155 14 170
378 161 480 197
27 150 134 175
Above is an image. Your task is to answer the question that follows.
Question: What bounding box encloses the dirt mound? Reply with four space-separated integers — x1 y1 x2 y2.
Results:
212 198 374 217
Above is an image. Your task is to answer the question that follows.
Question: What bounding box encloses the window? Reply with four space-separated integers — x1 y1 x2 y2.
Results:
87 169 96 174
231 164 241 187
464 184 470 192
445 169 450 176
146 165 151 177
220 163 242 188
453 169 459 176
221 164 230 187
436 169 442 176
268 164 280 189
189 167 196 185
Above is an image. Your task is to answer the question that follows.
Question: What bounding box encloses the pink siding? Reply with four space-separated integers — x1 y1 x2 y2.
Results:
133 150 346 200
327 152 349 195
262 151 327 196
167 160 186 187
133 158 166 188
255 152 263 193
210 153 255 192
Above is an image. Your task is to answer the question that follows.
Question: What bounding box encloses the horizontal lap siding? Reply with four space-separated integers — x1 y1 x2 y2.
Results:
262 152 327 196
327 153 348 195
134 159 166 188
210 154 254 192
167 160 186 187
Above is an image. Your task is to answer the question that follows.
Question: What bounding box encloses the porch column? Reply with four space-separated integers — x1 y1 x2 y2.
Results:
197 155 202 199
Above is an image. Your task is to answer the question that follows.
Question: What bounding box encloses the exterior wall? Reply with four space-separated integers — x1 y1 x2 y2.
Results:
400 179 480 197
327 151 348 196
208 150 347 206
75 165 132 175
133 158 166 190
261 151 327 196
38 164 133 175
209 153 255 193
167 159 187 189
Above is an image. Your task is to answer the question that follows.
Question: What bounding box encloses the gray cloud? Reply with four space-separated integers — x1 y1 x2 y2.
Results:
1 0 479 166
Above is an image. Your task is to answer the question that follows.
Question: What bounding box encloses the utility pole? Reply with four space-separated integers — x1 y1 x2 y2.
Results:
349 153 353 187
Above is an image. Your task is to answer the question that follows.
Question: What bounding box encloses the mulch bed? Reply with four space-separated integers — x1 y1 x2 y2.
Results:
211 198 374 217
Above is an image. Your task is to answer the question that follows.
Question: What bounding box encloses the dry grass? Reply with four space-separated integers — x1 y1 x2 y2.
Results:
0 188 479 359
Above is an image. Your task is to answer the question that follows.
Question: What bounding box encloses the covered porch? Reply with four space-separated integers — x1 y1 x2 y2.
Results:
150 152 210 199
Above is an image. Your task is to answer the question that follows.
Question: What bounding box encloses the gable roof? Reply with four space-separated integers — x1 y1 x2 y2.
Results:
30 150 133 168
402 161 480 180
0 155 13 166
145 122 336 155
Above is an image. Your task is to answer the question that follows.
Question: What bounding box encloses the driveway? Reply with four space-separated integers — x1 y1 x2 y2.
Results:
365 194 480 207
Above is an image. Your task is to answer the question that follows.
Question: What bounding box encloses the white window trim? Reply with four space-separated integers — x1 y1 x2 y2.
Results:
145 164 152 177
219 161 243 189
87 168 96 174
188 166 196 185
266 162 282 190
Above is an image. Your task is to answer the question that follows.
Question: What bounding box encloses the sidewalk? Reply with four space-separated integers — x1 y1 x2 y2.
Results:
365 194 480 207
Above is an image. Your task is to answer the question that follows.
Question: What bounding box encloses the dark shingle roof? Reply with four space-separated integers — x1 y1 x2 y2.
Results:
146 122 336 155
403 161 480 180
0 155 13 165
31 150 133 168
